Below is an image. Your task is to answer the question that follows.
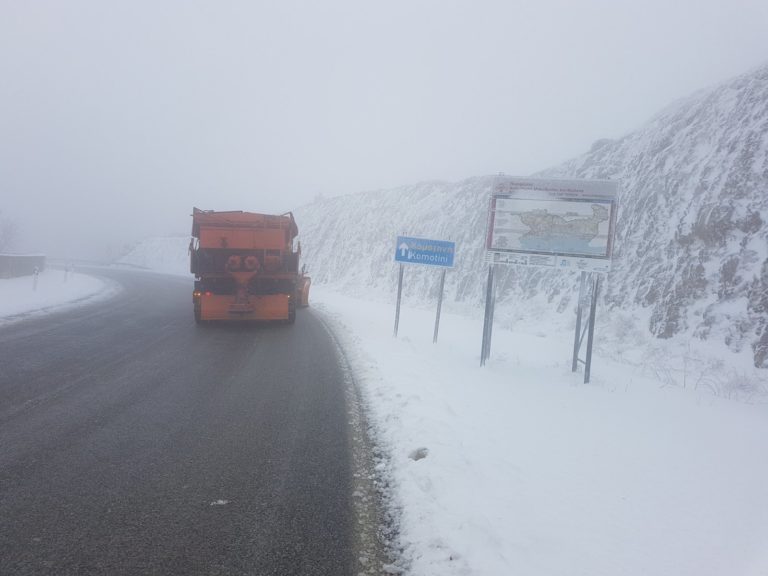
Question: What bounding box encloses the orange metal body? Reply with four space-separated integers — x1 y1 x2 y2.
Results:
190 208 310 323
197 293 290 321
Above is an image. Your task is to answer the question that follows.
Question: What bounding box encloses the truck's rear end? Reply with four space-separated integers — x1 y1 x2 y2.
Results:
190 208 308 323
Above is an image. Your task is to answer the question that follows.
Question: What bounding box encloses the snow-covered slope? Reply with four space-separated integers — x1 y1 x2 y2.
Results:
295 63 768 368
543 64 768 367
117 236 190 276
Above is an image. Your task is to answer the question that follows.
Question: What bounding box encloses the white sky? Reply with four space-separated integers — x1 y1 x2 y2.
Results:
1 0 767 259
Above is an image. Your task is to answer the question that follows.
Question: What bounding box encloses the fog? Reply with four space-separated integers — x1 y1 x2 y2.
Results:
1 0 767 260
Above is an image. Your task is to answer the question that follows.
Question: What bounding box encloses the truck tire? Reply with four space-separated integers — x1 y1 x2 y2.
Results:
287 301 296 324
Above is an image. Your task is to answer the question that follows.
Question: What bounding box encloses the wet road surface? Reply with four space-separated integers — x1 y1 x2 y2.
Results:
0 268 356 575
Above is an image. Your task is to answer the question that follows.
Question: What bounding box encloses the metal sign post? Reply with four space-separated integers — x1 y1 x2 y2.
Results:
571 271 588 372
433 269 446 343
393 264 404 337
584 274 601 383
571 272 601 383
480 264 496 366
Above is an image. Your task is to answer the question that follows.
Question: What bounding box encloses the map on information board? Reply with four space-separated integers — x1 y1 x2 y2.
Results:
491 197 611 256
486 177 618 272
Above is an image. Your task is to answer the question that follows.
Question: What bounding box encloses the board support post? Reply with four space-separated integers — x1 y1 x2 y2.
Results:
480 264 496 366
393 263 404 337
433 268 446 343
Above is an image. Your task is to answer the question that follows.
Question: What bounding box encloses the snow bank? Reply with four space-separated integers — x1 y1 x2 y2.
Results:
313 286 768 576
0 268 116 325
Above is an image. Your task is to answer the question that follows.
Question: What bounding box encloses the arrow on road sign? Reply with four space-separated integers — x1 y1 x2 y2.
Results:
399 243 409 258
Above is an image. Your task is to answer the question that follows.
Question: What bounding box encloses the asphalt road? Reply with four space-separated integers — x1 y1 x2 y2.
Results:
0 268 360 575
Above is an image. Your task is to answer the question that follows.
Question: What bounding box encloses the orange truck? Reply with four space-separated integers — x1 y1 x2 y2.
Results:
190 208 310 323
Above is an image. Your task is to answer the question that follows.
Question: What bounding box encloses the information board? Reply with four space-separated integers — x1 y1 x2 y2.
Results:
486 177 618 272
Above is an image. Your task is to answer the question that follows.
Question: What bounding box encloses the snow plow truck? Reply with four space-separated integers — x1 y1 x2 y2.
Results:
190 208 310 323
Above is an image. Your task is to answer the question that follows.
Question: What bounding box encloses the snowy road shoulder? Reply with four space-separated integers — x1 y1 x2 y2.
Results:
0 269 119 326
312 286 768 576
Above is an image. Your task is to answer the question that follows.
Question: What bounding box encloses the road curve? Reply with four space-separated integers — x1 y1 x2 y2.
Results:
0 268 359 575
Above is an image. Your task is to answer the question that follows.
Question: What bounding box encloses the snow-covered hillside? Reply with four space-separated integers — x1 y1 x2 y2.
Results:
543 64 768 367
295 63 768 369
117 236 190 276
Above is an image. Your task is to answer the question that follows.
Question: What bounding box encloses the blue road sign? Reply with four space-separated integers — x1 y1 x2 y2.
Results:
394 236 455 268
